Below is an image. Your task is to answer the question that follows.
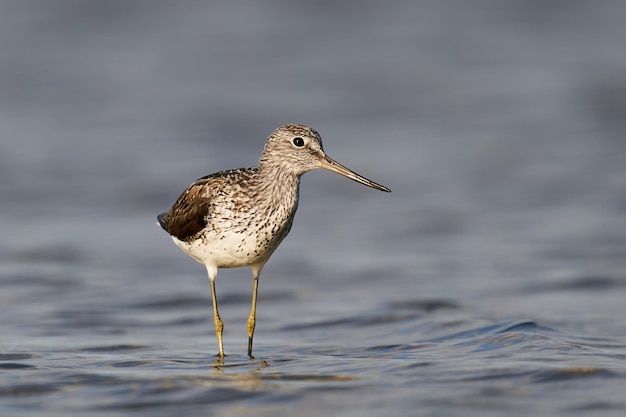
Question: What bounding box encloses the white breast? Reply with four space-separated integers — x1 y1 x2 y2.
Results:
171 230 261 269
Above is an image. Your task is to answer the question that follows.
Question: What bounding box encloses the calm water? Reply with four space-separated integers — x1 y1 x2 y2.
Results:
2 2 626 416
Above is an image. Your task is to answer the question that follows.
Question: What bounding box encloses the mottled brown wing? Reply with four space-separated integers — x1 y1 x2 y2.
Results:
157 179 212 242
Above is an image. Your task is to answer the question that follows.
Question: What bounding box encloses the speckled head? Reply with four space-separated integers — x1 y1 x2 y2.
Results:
259 124 391 192
259 124 324 175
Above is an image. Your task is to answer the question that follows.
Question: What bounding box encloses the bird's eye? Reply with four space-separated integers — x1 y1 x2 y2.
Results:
292 137 305 147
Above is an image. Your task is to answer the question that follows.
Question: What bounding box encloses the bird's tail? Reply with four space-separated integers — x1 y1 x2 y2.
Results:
156 212 167 229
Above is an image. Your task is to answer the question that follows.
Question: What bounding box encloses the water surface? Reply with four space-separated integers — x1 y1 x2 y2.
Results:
2 2 626 416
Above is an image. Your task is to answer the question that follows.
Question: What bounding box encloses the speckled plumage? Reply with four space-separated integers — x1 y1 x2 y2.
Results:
157 124 390 359
158 166 298 268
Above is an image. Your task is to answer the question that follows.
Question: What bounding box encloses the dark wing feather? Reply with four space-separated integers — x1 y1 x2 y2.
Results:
157 169 258 242
157 180 211 242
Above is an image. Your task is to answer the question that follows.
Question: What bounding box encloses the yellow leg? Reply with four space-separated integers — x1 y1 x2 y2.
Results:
246 275 259 359
210 278 225 359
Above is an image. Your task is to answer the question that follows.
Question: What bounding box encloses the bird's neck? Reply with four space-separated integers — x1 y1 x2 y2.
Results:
256 164 301 210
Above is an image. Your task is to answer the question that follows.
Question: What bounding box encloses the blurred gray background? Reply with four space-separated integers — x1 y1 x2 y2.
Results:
2 1 625 283
1 1 626 416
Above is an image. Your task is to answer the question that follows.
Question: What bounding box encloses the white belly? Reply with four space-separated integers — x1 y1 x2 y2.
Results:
171 231 265 269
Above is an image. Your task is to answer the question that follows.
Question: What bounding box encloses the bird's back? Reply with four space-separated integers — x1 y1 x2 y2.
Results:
157 166 300 268
158 168 257 241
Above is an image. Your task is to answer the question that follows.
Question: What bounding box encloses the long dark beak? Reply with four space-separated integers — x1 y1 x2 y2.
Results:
320 155 391 192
